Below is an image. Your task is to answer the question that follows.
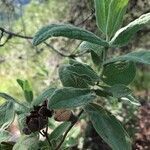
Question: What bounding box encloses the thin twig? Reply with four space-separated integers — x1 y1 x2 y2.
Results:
0 27 32 39
44 42 89 58
42 129 52 148
39 121 52 149
76 9 94 26
55 110 84 150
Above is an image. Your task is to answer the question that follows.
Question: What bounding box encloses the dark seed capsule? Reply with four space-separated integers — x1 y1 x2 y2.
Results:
33 105 41 111
38 117 48 130
26 116 31 124
38 106 53 117
27 118 39 132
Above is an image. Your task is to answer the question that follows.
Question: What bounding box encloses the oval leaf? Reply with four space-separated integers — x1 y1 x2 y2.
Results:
102 61 136 85
48 88 96 109
33 24 108 46
85 103 132 150
59 65 88 88
104 50 150 65
110 13 150 47
66 60 100 85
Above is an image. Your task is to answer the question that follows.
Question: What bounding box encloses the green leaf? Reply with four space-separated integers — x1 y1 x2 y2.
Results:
0 93 28 111
85 103 132 150
0 130 11 143
0 101 15 129
120 95 141 106
102 61 136 85
67 61 100 85
0 92 17 103
13 135 39 150
48 88 96 109
79 41 104 67
94 0 110 33
104 50 150 65
106 0 129 38
107 84 132 98
33 24 108 46
17 79 33 103
32 87 56 106
49 122 71 141
110 13 150 47
59 65 88 88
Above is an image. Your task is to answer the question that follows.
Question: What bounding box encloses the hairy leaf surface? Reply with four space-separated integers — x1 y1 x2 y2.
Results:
85 103 131 150
104 50 150 65
110 13 150 47
33 24 108 46
102 61 136 85
48 88 96 109
59 65 88 88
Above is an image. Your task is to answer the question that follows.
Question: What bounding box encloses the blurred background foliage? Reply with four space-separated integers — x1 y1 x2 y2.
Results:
0 0 150 149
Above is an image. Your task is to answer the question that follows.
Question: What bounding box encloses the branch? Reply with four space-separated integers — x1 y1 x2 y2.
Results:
0 27 32 39
55 110 84 150
44 42 89 58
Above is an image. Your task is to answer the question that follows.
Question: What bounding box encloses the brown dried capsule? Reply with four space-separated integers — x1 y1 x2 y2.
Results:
27 118 39 132
54 109 76 122
22 100 52 135
38 116 48 130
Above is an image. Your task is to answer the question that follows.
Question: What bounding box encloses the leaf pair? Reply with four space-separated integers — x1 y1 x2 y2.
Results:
32 12 150 48
95 1 150 47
